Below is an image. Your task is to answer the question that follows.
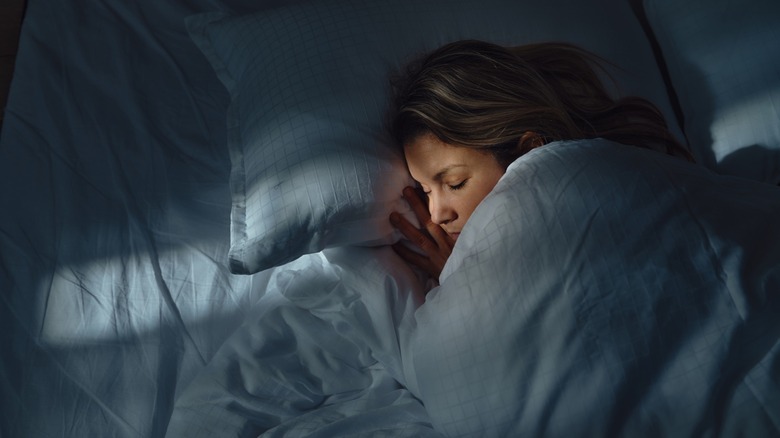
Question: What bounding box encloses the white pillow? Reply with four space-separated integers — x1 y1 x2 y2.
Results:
643 0 780 184
187 0 682 274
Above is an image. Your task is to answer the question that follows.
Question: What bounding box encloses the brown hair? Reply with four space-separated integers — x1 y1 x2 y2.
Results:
389 39 693 167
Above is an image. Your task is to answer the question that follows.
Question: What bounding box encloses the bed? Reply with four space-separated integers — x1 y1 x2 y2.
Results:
1 0 778 437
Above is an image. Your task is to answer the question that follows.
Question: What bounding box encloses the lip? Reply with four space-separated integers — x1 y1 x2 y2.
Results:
449 232 461 240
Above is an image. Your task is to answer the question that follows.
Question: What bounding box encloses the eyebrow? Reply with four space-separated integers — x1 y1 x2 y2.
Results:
433 164 467 182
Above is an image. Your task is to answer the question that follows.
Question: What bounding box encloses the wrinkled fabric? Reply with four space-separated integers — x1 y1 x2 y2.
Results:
0 0 269 436
166 247 438 437
404 139 780 437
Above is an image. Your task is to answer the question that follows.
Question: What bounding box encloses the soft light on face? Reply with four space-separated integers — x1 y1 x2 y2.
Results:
404 133 505 240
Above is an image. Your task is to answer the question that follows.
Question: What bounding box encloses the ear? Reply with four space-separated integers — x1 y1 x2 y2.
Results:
517 131 544 154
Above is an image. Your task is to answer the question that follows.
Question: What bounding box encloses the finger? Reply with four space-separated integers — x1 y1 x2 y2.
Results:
390 212 437 252
401 187 454 249
403 186 432 224
426 222 454 251
392 242 437 278
402 186 453 250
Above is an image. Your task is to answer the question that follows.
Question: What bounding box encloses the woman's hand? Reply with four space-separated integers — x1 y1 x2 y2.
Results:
390 186 455 281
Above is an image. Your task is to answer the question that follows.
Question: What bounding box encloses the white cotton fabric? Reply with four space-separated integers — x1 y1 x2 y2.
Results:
166 246 440 437
403 139 780 436
168 139 780 437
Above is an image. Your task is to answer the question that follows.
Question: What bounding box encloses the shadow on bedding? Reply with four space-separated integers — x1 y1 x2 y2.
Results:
663 38 780 186
0 297 262 438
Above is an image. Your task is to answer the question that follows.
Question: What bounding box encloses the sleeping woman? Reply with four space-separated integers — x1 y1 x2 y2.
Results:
387 39 693 281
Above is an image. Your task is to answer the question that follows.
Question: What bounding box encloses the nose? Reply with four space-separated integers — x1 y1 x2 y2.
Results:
428 193 456 225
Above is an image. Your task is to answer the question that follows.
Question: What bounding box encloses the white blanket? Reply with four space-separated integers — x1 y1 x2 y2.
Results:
404 139 780 436
167 247 441 437
169 139 780 437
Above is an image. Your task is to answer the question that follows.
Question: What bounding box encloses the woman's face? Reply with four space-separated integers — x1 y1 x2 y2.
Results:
404 133 505 240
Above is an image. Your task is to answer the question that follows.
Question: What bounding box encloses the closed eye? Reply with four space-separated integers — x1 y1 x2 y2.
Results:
449 180 466 191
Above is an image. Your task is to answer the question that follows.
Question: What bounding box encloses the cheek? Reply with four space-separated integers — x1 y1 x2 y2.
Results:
466 173 502 216
480 175 501 198
460 184 492 220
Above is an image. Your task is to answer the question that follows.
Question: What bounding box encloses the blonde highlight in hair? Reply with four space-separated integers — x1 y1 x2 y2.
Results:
389 40 692 167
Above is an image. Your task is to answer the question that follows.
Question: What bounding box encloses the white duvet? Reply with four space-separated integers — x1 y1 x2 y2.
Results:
169 139 780 437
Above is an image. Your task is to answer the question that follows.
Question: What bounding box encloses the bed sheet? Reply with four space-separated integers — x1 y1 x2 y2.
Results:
167 246 439 437
0 0 436 436
0 0 296 436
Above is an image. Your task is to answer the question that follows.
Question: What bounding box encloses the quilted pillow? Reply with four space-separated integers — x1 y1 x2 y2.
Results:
643 0 780 184
188 0 681 274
